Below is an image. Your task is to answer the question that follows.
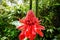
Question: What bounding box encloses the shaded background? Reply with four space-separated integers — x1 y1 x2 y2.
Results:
0 0 60 40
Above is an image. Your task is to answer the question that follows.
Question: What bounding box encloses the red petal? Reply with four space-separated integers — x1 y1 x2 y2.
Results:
17 25 27 31
29 30 36 40
25 26 31 38
19 32 25 40
38 25 45 30
29 31 36 40
25 26 36 40
35 29 44 37
19 18 25 23
29 38 34 40
32 26 36 38
26 10 35 19
25 29 30 38
17 26 24 30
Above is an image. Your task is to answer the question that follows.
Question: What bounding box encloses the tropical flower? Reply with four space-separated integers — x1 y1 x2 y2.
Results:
17 10 45 40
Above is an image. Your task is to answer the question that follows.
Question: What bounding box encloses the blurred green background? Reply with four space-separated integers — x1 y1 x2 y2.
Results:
0 0 60 40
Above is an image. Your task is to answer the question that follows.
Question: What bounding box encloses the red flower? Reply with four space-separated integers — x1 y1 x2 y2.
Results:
17 10 45 40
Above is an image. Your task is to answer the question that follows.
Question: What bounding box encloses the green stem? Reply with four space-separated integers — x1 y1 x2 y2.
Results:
30 0 32 10
36 0 38 17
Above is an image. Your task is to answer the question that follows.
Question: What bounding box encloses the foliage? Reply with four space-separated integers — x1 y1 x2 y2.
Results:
0 0 60 40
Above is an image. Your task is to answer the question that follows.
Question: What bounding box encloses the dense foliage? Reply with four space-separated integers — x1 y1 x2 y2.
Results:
0 0 60 40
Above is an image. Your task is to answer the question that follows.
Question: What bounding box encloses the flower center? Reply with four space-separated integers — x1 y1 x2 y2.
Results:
26 20 35 25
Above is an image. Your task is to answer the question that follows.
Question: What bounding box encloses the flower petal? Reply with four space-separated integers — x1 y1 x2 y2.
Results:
29 38 34 40
35 29 44 37
29 31 36 40
19 32 25 40
19 18 25 23
25 26 31 38
17 26 24 30
17 25 27 31
25 26 36 40
37 25 45 30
